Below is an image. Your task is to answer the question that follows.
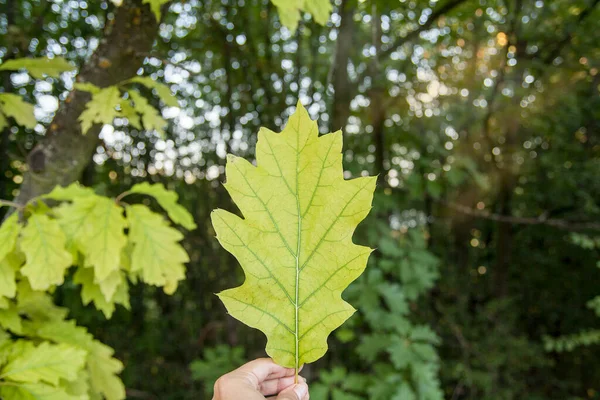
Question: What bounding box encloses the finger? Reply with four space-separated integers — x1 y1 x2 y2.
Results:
260 376 307 396
275 383 309 400
236 358 295 386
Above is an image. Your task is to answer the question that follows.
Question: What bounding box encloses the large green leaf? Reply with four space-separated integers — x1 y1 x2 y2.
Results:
211 103 375 370
20 214 73 291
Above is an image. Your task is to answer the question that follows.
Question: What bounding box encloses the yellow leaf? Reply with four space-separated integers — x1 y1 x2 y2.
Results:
211 102 375 370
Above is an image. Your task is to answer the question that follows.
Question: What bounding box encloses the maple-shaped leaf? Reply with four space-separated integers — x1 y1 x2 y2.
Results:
20 214 73 291
211 103 375 371
78 86 121 134
0 57 75 79
0 93 36 129
129 182 197 230
126 205 188 291
0 341 86 385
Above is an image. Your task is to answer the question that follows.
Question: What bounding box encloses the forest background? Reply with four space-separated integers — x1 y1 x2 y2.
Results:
0 0 599 399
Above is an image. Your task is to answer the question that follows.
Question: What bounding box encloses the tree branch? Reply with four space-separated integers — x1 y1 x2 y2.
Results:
438 200 600 231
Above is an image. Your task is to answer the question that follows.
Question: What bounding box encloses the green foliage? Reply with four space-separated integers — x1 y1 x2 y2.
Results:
0 57 74 131
190 345 246 397
212 103 376 370
0 182 193 398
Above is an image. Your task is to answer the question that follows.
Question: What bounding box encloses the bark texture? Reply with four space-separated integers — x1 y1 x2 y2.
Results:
15 0 159 204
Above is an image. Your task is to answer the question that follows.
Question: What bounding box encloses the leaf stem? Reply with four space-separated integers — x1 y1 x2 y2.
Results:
114 190 132 205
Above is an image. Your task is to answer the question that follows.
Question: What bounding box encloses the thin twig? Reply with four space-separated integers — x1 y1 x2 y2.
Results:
0 200 25 210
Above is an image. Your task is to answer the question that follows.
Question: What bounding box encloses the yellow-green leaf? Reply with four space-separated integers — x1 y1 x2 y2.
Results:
0 93 36 129
142 0 170 21
0 213 21 263
271 0 332 32
74 82 101 95
0 341 86 385
211 103 375 370
31 320 126 400
119 99 142 130
0 381 84 400
0 112 7 131
0 253 21 299
73 267 129 319
87 341 125 400
129 182 196 230
16 281 68 322
78 86 121 134
126 204 188 289
44 183 95 202
0 305 22 334
0 57 75 79
128 91 167 135
127 76 179 107
20 214 73 291
78 197 126 281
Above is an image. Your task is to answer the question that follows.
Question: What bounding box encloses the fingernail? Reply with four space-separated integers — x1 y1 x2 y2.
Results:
294 383 308 398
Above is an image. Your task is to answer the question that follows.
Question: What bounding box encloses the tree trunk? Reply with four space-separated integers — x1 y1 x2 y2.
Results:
330 0 356 132
368 5 386 183
15 0 160 204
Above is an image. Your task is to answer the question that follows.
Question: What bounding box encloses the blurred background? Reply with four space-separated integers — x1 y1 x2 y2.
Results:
1 0 600 398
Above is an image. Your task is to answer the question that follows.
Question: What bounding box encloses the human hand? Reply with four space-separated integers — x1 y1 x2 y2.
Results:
212 358 309 400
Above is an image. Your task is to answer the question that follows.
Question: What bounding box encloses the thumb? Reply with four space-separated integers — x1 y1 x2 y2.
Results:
276 382 309 400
